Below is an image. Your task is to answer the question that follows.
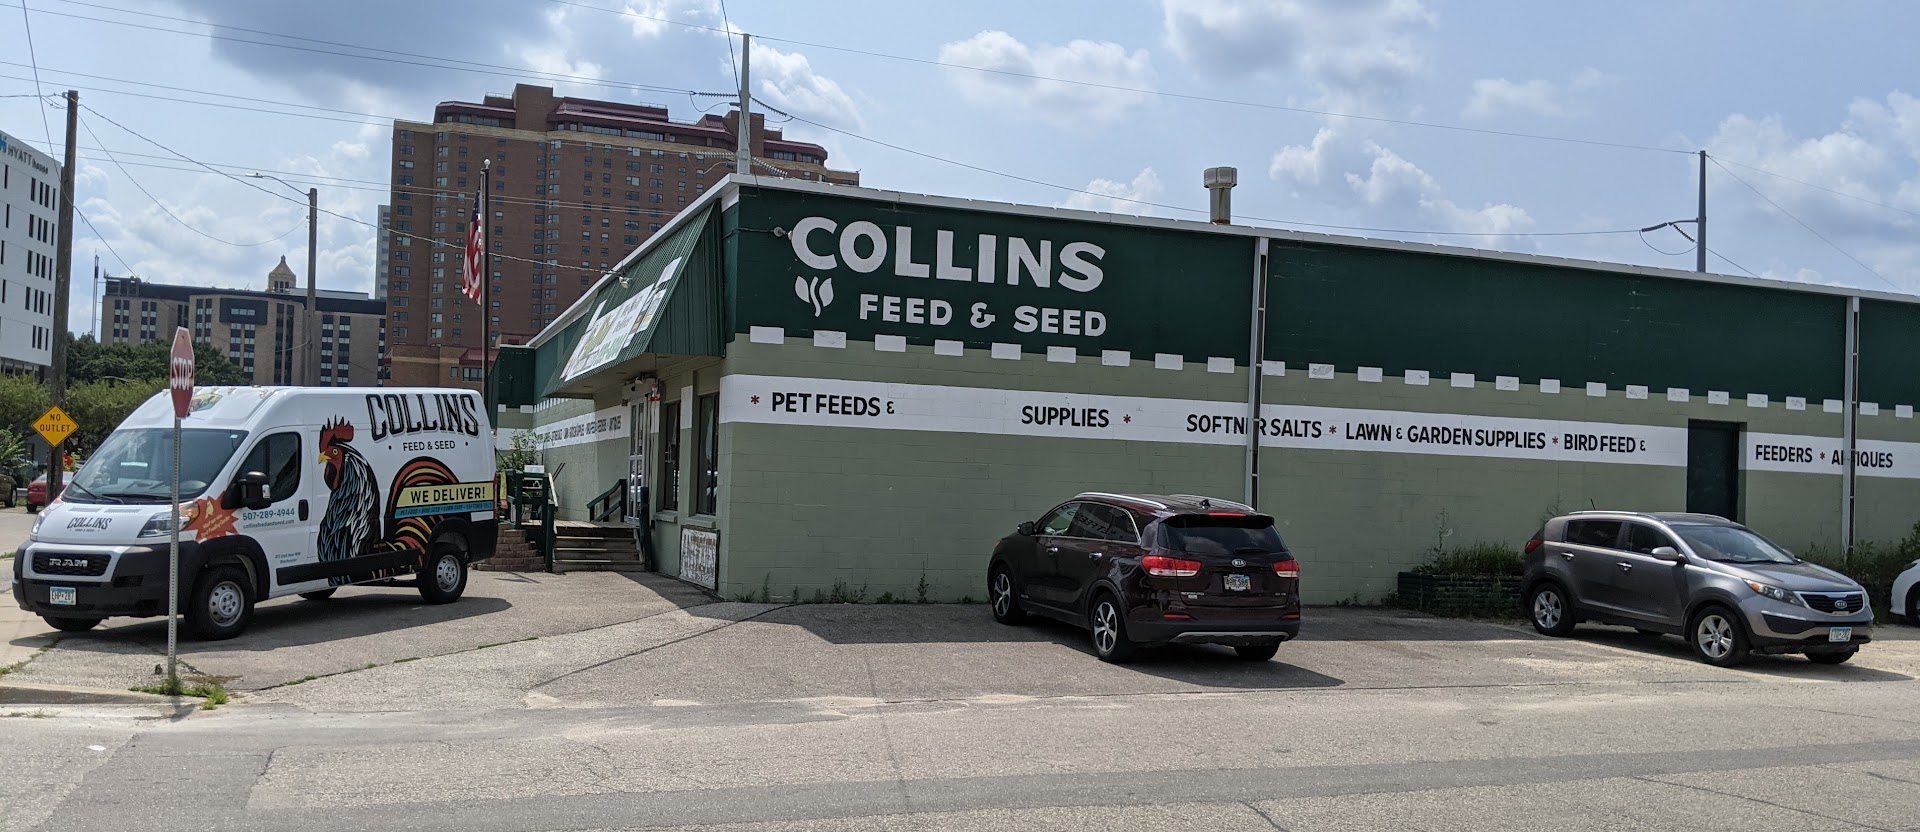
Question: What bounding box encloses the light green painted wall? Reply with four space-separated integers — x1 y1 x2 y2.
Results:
715 339 1920 603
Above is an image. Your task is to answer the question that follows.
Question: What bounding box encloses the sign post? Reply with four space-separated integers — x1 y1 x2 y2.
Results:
166 327 194 690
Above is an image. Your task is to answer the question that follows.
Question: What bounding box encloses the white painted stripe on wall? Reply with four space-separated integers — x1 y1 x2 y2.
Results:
813 330 847 349
934 339 964 356
1626 385 1648 400
749 326 785 344
1405 370 1430 386
1540 379 1561 394
875 334 907 352
1746 431 1920 479
1358 366 1384 383
1154 353 1183 370
1900 405 1914 419
1862 402 1880 416
1824 399 1843 413
1451 373 1474 388
1207 357 1234 374
1708 391 1730 405
1748 393 1768 408
720 374 1690 468
1787 397 1807 411
1261 360 1286 377
1103 350 1131 367
1047 346 1077 364
1586 382 1606 398
991 343 1021 360
527 406 630 451
1496 376 1519 391
1668 388 1690 402
1310 363 1336 379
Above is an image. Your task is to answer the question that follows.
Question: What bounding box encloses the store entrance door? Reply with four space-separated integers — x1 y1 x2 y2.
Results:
1686 420 1742 522
626 397 653 566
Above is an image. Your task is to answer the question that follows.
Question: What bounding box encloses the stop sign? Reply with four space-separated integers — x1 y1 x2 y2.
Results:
169 327 195 419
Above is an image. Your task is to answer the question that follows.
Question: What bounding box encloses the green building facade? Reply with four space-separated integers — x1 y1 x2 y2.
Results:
507 177 1920 603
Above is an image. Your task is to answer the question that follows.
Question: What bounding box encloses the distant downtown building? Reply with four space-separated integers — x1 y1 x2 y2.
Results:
382 83 860 390
0 127 61 376
102 256 387 387
375 204 391 301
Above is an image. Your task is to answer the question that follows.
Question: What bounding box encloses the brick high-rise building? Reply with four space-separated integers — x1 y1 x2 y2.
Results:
383 84 859 390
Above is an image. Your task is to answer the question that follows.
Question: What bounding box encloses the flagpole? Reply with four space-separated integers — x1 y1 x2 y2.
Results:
479 161 491 412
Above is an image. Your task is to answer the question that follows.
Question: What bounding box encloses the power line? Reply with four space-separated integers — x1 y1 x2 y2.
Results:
1714 155 1920 222
1709 156 1901 291
0 71 386 126
780 110 1641 239
1707 247 1757 279
0 60 401 122
17 0 708 98
550 0 1685 158
72 204 132 274
18 0 52 147
79 114 304 247
718 0 740 97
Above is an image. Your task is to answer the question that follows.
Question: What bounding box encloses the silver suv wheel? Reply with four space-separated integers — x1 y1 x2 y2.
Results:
1533 591 1563 629
1695 612 1735 660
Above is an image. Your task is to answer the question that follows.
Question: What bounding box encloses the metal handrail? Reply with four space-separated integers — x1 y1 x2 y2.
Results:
588 478 627 523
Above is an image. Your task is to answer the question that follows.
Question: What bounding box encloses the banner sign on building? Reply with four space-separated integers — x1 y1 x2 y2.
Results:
737 189 1255 361
1745 432 1920 480
528 406 629 451
719 374 1689 467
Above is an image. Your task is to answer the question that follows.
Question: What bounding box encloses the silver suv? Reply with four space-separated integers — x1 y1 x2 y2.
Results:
1523 511 1872 666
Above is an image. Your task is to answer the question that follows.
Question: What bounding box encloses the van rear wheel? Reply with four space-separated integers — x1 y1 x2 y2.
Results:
418 540 468 605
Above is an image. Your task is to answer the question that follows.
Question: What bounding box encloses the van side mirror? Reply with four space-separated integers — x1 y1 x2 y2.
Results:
1016 521 1036 537
233 471 272 511
1651 546 1685 563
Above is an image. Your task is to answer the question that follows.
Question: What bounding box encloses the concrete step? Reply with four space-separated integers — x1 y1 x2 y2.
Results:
553 560 650 574
553 544 638 557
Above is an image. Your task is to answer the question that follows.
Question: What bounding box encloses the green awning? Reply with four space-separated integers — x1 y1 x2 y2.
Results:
538 207 720 398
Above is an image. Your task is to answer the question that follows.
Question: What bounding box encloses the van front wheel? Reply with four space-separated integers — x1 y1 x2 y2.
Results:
418 541 468 605
188 565 253 641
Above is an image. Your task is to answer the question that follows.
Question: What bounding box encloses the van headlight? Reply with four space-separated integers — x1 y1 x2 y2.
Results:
1744 580 1801 605
137 503 198 538
30 511 48 539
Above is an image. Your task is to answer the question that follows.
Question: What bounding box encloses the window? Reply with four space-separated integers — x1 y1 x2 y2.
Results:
1564 520 1623 549
1625 524 1679 556
695 393 720 515
1072 503 1139 543
1038 503 1080 536
659 400 681 512
236 432 301 504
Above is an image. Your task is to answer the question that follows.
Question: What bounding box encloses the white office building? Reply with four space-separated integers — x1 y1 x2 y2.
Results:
0 128 59 375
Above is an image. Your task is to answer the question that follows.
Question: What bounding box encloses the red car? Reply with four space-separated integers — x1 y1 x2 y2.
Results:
25 475 46 513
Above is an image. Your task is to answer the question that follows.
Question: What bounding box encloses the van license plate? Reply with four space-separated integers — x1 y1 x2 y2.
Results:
1828 627 1852 643
1224 574 1250 592
48 586 76 606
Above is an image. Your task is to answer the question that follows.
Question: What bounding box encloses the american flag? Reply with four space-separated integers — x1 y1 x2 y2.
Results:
461 189 485 304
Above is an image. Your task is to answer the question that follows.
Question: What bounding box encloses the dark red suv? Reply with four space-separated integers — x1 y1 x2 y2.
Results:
987 493 1301 662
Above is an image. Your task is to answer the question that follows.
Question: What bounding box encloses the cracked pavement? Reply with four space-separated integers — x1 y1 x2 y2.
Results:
5 567 1920 831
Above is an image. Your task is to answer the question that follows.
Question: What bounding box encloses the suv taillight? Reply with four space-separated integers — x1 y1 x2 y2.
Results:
1142 555 1202 577
1524 539 1542 554
1274 559 1299 579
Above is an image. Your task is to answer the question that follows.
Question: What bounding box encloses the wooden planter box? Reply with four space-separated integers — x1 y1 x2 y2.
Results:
1395 573 1524 618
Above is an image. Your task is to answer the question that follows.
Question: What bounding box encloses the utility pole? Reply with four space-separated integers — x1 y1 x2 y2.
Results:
90 255 98 339
305 187 318 386
1696 150 1708 273
48 89 76 501
735 33 752 177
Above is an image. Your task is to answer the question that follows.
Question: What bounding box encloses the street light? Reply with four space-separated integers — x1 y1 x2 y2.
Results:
249 173 319 386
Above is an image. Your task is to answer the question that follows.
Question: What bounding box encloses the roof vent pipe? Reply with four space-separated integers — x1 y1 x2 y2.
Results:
1204 166 1238 225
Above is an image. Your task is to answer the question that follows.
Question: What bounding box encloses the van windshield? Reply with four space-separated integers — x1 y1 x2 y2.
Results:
1672 525 1799 565
1162 514 1287 555
66 429 250 504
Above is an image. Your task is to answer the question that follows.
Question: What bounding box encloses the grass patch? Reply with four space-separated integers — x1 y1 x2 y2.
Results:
1410 541 1524 578
131 679 229 710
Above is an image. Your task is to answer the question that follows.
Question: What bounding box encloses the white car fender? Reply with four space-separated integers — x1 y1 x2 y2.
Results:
1893 561 1920 620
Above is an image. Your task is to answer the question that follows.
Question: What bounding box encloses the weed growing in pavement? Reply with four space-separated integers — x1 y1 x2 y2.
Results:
958 595 978 604
788 587 801 604
284 675 318 686
876 592 895 604
915 572 931 604
1411 542 1525 578
827 580 868 604
131 679 228 710
0 639 59 678
758 573 773 604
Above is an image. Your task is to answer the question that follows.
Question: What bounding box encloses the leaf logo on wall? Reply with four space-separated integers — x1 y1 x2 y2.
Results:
794 275 835 317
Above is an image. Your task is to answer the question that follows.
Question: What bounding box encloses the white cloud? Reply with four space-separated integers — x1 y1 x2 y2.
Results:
1269 126 1338 186
749 41 866 131
1705 95 1920 234
1161 0 1433 114
1342 141 1535 242
1061 168 1164 215
937 30 1155 128
1462 68 1614 120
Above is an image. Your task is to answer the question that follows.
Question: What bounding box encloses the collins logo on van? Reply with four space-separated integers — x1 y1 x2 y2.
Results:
365 393 483 441
66 517 112 531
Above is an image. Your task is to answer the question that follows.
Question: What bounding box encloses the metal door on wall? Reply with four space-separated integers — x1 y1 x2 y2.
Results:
1686 421 1742 522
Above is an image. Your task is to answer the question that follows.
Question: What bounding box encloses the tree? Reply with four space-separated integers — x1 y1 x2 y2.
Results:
66 378 167 454
0 429 30 481
63 333 247 386
0 373 51 437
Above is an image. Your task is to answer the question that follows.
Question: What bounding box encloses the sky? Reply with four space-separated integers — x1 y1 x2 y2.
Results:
4 0 1919 338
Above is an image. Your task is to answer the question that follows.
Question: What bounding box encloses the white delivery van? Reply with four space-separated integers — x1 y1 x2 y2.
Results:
11 387 498 640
